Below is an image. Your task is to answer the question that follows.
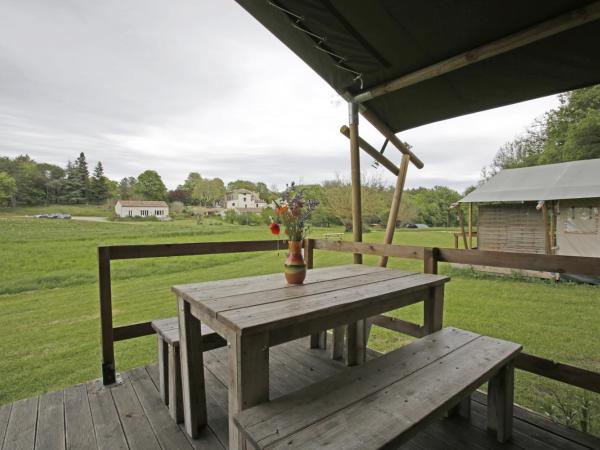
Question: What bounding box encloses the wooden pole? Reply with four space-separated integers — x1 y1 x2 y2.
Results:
98 246 116 385
352 1 600 103
349 102 362 265
454 204 469 250
380 154 410 267
468 203 473 249
542 203 551 255
340 125 399 176
358 107 424 169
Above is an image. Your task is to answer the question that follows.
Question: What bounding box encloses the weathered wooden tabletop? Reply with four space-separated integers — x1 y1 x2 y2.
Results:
173 264 449 340
172 264 450 449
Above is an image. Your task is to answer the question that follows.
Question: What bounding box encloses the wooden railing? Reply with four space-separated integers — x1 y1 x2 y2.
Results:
98 238 600 396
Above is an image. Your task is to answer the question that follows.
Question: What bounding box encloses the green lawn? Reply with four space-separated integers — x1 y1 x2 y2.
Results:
0 211 598 433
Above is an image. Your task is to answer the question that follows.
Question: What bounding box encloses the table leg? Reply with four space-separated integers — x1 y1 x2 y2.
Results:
345 320 367 366
228 332 269 450
178 296 207 438
424 285 444 334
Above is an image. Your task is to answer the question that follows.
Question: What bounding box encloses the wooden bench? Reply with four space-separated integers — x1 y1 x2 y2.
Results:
323 232 344 240
151 317 226 423
234 327 521 449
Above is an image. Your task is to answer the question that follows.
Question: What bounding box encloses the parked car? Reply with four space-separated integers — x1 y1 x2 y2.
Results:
33 213 71 219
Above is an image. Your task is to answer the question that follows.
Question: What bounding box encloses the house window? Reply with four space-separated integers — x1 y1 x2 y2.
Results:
256 203 259 207
141 210 149 217
128 210 132 217
564 207 599 234
232 203 235 207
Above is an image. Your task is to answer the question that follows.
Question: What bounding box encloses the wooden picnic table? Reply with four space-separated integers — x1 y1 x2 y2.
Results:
172 264 450 449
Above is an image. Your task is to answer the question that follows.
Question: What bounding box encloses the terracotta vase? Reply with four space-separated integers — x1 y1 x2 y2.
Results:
284 240 306 285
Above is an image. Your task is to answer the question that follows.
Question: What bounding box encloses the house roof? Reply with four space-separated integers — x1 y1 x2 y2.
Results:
234 1 600 134
460 159 600 203
117 200 169 207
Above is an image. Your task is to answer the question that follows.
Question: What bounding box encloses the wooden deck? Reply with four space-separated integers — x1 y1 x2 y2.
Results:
1 338 598 450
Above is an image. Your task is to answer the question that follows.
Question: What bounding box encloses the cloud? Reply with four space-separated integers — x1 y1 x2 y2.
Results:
0 0 560 193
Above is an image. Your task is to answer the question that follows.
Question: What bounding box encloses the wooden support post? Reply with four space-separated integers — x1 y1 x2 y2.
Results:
349 101 362 265
456 204 469 249
468 203 473 249
168 344 184 423
542 203 551 255
98 246 116 385
380 154 410 267
423 247 439 275
488 363 515 443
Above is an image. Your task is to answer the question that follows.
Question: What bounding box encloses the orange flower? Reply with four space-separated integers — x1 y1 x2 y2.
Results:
276 205 288 215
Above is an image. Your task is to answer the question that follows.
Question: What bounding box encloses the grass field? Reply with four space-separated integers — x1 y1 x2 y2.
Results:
1 209 598 433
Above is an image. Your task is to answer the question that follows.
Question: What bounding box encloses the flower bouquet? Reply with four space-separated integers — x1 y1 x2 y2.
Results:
269 182 318 284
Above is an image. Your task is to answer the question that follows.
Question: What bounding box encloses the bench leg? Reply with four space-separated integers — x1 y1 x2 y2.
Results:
488 363 514 443
346 320 366 366
157 335 169 405
168 345 184 423
448 395 471 420
331 326 345 360
309 331 327 349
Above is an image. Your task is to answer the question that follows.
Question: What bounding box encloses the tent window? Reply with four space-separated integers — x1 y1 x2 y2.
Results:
565 207 599 234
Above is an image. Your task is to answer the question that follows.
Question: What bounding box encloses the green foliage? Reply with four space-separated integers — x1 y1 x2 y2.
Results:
88 162 108 203
223 208 238 224
485 85 600 176
119 177 138 200
135 170 167 200
182 172 225 206
405 186 462 227
0 171 17 206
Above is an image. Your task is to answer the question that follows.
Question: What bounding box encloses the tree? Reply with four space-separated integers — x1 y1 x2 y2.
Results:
407 186 462 227
227 179 257 192
89 162 108 203
135 170 167 200
0 171 17 207
119 177 137 200
484 85 600 177
74 152 90 201
183 173 225 206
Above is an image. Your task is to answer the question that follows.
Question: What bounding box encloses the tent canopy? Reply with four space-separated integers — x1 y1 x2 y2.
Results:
460 159 600 203
235 0 600 133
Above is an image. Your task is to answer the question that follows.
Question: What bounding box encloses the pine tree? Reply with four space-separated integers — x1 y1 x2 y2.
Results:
89 162 108 203
74 152 89 202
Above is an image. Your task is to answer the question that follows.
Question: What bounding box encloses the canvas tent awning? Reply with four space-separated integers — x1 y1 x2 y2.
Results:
234 0 600 133
460 159 600 203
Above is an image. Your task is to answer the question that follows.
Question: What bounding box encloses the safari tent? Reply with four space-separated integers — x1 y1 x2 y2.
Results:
460 159 600 257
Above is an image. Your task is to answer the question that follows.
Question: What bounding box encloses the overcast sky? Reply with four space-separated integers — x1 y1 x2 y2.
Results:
0 0 560 193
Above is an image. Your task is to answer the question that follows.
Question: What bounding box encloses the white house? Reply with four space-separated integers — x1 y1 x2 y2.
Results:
224 189 267 211
115 200 169 219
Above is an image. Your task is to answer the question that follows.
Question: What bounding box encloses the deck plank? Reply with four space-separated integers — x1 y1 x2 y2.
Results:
64 384 96 450
35 390 65 450
1 339 596 450
3 396 37 450
87 381 128 450
111 373 161 450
